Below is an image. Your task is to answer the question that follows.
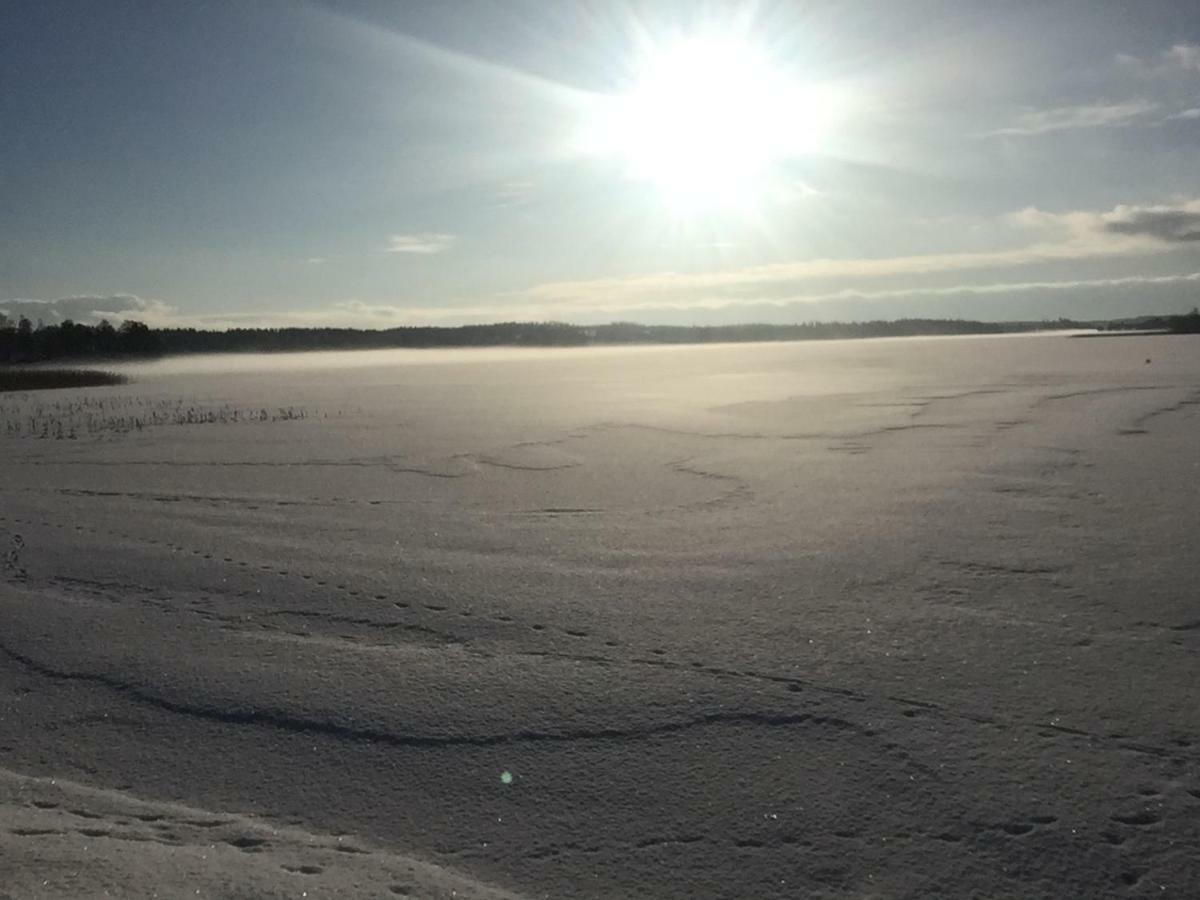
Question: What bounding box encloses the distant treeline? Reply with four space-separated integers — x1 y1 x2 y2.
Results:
1098 308 1200 334
1 311 1197 363
150 318 1085 355
0 317 160 363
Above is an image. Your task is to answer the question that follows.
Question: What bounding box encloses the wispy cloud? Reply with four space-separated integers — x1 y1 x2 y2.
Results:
1117 43 1200 77
24 269 1200 332
1166 43 1200 72
13 203 1199 330
516 246 1090 307
443 199 1197 314
1111 43 1200 122
386 233 456 255
987 99 1158 136
394 270 1200 316
785 271 1200 304
165 271 1200 328
490 180 536 208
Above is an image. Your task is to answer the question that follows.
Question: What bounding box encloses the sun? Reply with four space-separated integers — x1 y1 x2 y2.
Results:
588 33 832 211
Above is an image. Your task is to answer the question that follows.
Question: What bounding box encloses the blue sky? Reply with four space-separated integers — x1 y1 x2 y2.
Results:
3 0 1199 327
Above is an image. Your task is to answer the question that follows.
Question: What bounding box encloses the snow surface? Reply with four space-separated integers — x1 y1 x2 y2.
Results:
2 334 1199 898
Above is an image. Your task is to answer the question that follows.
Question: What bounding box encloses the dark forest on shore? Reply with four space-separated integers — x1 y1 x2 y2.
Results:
1 310 1198 364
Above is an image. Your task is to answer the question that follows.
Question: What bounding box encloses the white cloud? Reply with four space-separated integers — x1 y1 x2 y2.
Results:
987 99 1158 136
0 294 174 326
386 233 456 255
1166 107 1200 120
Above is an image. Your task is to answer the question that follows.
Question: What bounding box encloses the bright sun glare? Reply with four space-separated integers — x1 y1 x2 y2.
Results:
589 34 834 211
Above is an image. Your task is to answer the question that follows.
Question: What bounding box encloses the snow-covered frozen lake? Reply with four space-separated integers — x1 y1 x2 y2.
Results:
3 333 1199 898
